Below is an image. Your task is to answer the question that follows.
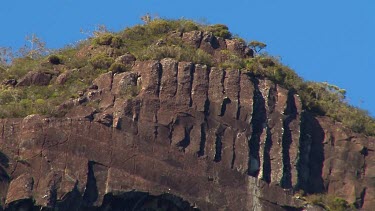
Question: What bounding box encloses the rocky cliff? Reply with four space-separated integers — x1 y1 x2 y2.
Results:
0 25 374 211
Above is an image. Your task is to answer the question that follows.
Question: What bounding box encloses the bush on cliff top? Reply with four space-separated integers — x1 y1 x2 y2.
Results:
138 45 213 65
205 24 232 39
305 194 356 211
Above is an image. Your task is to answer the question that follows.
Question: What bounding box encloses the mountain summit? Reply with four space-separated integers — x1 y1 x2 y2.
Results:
0 19 374 210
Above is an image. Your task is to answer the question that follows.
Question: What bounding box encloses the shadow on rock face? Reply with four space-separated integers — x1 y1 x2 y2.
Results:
0 152 10 182
297 112 325 194
0 152 9 168
307 115 325 193
97 192 199 211
5 199 41 211
4 192 199 211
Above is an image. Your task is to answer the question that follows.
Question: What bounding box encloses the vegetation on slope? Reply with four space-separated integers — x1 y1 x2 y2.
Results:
302 193 357 211
0 17 374 136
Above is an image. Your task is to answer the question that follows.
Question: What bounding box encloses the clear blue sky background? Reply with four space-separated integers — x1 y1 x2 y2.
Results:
1 1 374 117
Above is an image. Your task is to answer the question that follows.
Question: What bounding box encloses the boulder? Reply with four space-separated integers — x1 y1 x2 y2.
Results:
225 39 254 58
92 71 113 92
115 53 136 66
199 32 220 55
17 71 53 86
182 30 203 48
5 174 33 204
94 112 113 127
112 72 138 96
55 69 74 85
65 105 96 120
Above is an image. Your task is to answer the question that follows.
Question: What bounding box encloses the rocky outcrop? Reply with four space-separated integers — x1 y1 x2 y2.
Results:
165 29 253 63
55 69 74 85
2 79 17 87
16 71 53 86
115 53 136 66
0 59 374 210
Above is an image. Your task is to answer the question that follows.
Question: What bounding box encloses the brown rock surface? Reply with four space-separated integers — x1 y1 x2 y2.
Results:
115 53 136 66
55 69 73 85
182 31 203 48
16 71 53 86
0 60 374 210
225 39 254 58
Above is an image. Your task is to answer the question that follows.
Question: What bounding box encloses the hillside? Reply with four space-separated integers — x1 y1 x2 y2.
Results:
0 18 374 210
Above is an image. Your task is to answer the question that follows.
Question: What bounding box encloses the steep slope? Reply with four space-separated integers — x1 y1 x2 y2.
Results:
0 19 374 210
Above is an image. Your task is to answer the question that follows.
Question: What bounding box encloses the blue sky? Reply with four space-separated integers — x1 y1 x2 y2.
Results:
1 0 374 116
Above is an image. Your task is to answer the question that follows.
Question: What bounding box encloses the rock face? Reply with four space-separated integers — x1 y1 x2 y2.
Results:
16 71 53 86
0 59 374 210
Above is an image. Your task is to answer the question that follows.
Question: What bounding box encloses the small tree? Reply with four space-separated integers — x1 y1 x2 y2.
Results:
321 82 346 101
80 24 109 39
93 24 109 37
0 47 13 66
248 41 267 54
141 13 152 24
18 34 48 59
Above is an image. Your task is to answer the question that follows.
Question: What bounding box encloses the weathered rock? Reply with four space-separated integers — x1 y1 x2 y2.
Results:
111 72 138 96
0 59 374 211
17 71 53 86
93 71 113 92
65 105 96 120
88 84 98 90
158 58 178 125
182 31 203 48
225 39 254 58
175 62 194 111
168 30 183 39
55 69 73 85
191 64 209 112
94 112 113 127
199 32 220 55
5 174 33 204
115 53 136 66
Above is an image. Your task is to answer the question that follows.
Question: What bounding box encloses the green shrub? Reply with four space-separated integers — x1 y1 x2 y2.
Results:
305 194 355 211
108 63 129 73
92 33 113 45
110 36 123 48
92 33 123 48
89 54 114 69
258 57 275 67
206 24 232 39
68 56 88 69
5 57 40 79
178 20 199 33
48 54 62 64
147 19 177 34
193 49 214 65
120 19 199 57
55 44 88 69
219 50 245 69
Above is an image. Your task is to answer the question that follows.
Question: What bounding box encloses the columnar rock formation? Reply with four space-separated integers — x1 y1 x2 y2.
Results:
1 58 374 210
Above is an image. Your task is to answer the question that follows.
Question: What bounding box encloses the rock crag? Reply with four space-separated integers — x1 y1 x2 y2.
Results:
1 57 374 210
